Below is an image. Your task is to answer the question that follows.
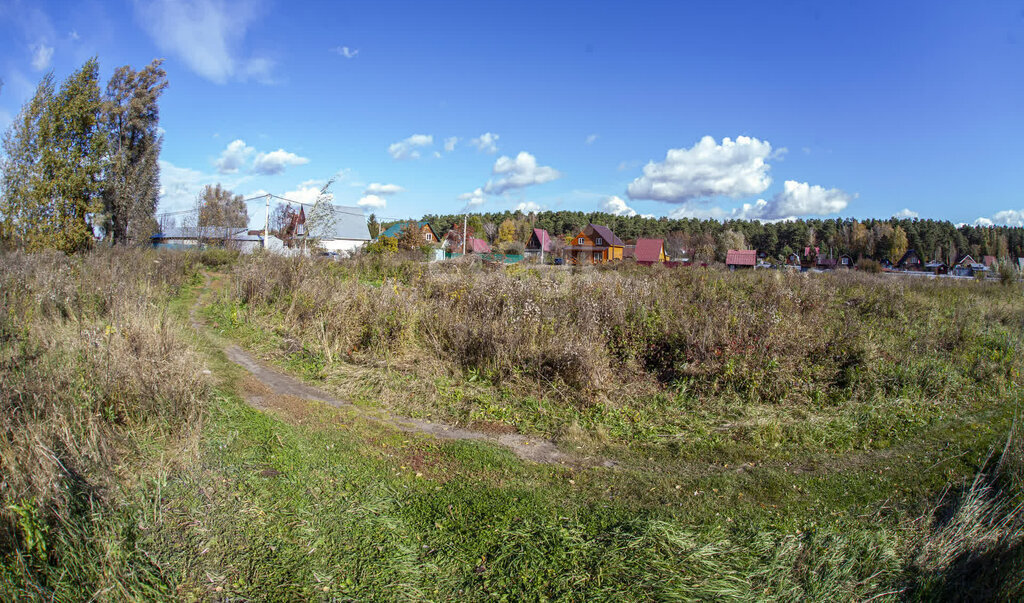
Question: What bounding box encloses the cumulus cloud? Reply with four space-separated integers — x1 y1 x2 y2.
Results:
215 139 255 174
444 136 458 152
331 46 358 58
601 195 638 217
974 209 1024 227
29 43 53 70
253 149 310 175
357 194 387 209
458 188 486 207
666 181 851 221
483 152 561 195
363 183 404 196
388 134 433 160
585 134 598 145
766 180 851 218
133 0 273 84
516 201 542 213
893 208 919 219
627 135 773 203
470 132 500 153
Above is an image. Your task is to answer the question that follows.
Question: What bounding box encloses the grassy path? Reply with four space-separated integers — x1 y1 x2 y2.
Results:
192 272 608 467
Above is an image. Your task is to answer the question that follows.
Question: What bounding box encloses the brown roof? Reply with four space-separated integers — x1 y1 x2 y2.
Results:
589 224 623 247
725 249 757 266
634 238 665 263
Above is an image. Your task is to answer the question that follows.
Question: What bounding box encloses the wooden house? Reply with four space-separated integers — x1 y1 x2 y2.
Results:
524 228 554 260
725 249 757 270
634 238 667 265
896 249 924 271
564 224 624 264
381 221 440 245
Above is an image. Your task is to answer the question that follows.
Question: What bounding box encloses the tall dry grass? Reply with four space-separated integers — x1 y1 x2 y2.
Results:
0 248 209 591
225 254 1020 409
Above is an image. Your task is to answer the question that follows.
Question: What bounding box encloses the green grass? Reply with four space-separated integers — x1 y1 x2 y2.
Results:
4 253 1022 600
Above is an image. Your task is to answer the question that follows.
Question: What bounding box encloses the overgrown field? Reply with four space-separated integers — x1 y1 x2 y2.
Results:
2 249 1022 600
215 255 1023 463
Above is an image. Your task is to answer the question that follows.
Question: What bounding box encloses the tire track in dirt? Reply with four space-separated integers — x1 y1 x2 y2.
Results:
192 272 612 468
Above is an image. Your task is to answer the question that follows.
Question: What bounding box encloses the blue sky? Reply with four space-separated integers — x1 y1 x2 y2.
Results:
1 0 1022 228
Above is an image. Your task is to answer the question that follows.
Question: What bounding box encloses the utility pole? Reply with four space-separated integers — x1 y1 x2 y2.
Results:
462 214 467 255
540 231 544 264
263 194 270 248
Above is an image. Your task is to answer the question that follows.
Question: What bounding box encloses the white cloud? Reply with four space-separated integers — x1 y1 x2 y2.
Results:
601 195 637 217
666 181 851 222
458 188 486 207
133 0 272 84
974 209 1024 227
585 134 598 145
282 180 331 205
68 30 80 41
364 183 404 195
444 136 458 152
893 208 919 219
357 194 387 209
627 135 773 203
766 180 851 218
516 201 542 213
331 46 359 58
253 149 310 175
470 132 500 153
388 134 433 160
158 160 209 214
30 43 53 70
215 139 255 174
483 151 562 195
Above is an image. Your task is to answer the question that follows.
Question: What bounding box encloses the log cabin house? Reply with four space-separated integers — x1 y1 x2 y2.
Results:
564 224 624 264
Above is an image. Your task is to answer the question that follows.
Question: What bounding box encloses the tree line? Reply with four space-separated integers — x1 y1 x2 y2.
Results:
414 210 1024 263
1 58 167 253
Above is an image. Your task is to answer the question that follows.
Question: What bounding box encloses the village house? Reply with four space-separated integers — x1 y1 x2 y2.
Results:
381 221 440 246
312 205 373 254
524 228 554 260
633 238 668 265
725 249 757 271
951 254 987 277
564 224 624 264
896 249 924 271
441 229 491 255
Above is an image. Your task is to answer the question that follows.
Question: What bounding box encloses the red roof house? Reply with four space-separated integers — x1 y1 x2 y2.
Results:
525 228 553 256
725 249 757 270
468 237 491 254
634 238 667 265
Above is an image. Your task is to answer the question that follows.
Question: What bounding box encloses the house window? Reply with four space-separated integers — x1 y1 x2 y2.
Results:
424 232 432 242
578 237 584 245
596 237 603 245
593 251 602 262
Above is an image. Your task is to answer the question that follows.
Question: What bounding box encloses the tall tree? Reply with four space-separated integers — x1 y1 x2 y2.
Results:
1 74 54 248
0 60 106 253
100 59 168 245
196 184 248 229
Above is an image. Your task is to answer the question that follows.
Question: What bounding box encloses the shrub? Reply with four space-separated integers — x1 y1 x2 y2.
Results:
856 257 882 273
